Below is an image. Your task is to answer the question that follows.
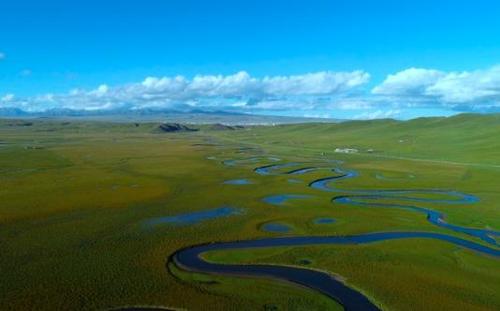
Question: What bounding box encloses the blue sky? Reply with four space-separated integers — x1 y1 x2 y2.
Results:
1 0 500 119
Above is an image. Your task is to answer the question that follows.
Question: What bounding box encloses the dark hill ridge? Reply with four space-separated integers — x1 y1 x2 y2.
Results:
157 123 198 133
209 123 244 131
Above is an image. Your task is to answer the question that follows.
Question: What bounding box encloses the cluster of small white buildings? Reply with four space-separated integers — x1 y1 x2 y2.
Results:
334 147 358 154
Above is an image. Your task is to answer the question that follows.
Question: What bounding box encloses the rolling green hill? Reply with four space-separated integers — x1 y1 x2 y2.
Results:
213 113 500 166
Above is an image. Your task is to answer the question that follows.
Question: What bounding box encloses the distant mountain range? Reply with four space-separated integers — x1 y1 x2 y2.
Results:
0 107 340 125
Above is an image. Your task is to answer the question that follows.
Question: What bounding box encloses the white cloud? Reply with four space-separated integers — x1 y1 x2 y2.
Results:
372 65 500 108
188 71 256 97
1 94 15 102
136 70 369 99
1 70 370 112
262 71 369 96
332 98 375 110
425 66 500 104
92 84 109 96
354 109 401 120
372 68 444 96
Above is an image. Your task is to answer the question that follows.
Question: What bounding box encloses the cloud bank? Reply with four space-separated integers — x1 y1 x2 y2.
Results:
372 66 500 109
2 65 500 119
0 70 370 113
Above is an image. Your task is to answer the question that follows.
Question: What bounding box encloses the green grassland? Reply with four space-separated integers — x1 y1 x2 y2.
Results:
212 113 500 166
0 114 499 310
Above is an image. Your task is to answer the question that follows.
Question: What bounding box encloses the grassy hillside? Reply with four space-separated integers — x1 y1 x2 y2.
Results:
212 113 500 166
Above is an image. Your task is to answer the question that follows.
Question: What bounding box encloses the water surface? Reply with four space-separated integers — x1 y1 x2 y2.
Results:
223 179 253 185
171 157 500 310
308 167 499 245
173 232 500 311
314 218 336 224
146 206 243 226
261 222 292 233
286 167 318 175
263 194 312 206
254 163 298 175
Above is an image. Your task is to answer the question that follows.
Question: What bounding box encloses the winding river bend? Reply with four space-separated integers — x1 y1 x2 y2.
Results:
309 167 499 246
170 157 500 310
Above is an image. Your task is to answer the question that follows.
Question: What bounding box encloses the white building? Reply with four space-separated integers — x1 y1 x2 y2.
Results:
334 148 358 154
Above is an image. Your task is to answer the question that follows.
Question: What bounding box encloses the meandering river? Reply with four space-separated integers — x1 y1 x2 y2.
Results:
170 156 500 310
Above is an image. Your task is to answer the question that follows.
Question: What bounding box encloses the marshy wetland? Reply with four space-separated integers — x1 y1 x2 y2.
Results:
1 115 499 310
